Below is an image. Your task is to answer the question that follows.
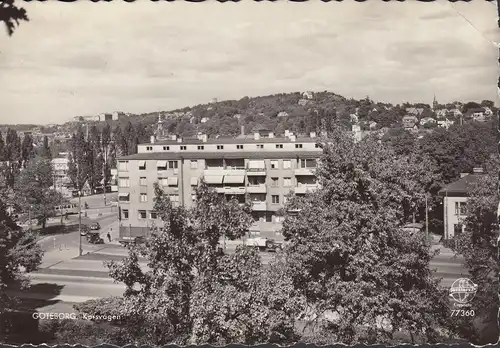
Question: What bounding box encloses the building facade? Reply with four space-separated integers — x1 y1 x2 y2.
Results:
116 131 323 238
438 168 484 239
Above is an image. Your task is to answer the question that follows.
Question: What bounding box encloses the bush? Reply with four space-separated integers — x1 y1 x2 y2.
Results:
442 238 458 250
73 296 126 324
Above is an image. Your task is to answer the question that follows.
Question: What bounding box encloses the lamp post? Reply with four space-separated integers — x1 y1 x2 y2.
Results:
78 190 82 256
425 195 429 240
28 205 33 232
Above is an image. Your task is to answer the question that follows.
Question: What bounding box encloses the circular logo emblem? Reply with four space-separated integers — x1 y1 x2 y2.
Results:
449 278 478 304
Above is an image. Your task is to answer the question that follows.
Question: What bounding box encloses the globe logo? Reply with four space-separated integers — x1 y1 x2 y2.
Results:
449 278 478 304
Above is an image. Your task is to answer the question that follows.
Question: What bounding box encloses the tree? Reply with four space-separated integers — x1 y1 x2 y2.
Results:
0 129 5 162
20 133 35 168
281 127 451 344
0 0 29 36
87 125 103 193
0 197 43 314
67 129 90 191
39 135 52 160
453 159 499 344
101 124 112 189
381 128 416 156
14 157 64 229
480 100 494 108
76 181 303 345
123 122 138 155
3 128 21 188
113 126 127 157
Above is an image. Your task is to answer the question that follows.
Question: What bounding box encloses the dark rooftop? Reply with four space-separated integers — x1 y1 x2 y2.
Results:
438 174 484 196
118 150 323 161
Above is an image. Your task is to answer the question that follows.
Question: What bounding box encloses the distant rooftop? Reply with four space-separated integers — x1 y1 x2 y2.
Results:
438 173 484 197
118 150 322 161
149 135 319 145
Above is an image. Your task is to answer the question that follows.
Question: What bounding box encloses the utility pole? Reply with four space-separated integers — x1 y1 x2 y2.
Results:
103 146 107 207
425 195 429 240
77 164 82 256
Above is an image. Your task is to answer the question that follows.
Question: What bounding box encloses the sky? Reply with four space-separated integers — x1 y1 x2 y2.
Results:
0 1 498 125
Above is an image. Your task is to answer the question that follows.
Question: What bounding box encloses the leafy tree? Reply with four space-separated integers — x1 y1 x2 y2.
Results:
0 129 4 162
454 159 499 344
0 197 43 314
281 127 451 344
67 129 90 191
101 124 112 189
480 100 494 108
77 181 303 345
3 128 21 188
113 126 127 157
14 157 64 229
462 102 482 114
123 121 138 155
87 125 103 193
39 135 52 160
0 0 29 36
20 133 35 168
381 128 416 156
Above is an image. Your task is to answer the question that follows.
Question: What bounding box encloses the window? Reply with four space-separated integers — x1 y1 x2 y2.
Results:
455 202 467 215
140 193 148 203
271 177 279 187
217 145 224 150
163 146 170 151
169 194 179 203
275 144 284 149
198 145 204 150
299 159 316 168
157 161 167 170
161 178 169 186
146 146 153 151
119 194 130 202
272 195 280 204
122 209 129 219
138 210 147 219
118 177 130 188
140 177 147 186
270 160 279 169
150 211 158 219
283 160 291 169
190 160 198 169
139 161 146 170
283 177 292 187
237 145 244 150
180 146 187 151
118 161 128 171
168 161 178 169
295 144 303 149
257 144 264 149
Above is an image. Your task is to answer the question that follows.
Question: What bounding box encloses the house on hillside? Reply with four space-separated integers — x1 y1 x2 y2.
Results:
419 117 436 126
405 107 424 116
277 111 289 118
450 108 463 117
402 115 418 128
465 108 486 122
483 107 493 117
438 168 485 239
435 109 448 118
302 91 314 100
437 119 454 129
298 99 308 106
369 121 378 130
201 117 210 123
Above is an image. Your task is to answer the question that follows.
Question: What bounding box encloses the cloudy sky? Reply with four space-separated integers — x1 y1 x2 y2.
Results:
0 1 498 125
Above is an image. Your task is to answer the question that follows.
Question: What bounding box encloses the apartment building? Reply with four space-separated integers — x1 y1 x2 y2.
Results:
116 131 323 238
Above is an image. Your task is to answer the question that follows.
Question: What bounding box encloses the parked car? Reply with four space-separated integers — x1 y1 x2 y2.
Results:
90 222 101 230
118 236 147 246
246 236 279 252
80 225 90 236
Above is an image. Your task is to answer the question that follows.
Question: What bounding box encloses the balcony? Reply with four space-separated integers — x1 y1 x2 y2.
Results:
294 168 316 176
204 167 246 177
251 201 267 211
215 186 247 195
111 185 118 192
294 184 320 194
246 184 267 194
246 168 266 176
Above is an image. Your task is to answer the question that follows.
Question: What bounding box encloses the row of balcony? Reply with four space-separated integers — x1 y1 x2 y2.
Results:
214 183 320 195
201 168 315 176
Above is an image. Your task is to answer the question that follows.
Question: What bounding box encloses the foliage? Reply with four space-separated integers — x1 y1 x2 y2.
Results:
0 198 43 313
280 127 451 344
454 158 499 344
13 157 64 228
20 133 35 167
39 136 52 160
76 181 303 345
0 0 29 36
67 128 90 191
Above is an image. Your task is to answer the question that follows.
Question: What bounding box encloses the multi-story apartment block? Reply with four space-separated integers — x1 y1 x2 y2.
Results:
116 131 323 239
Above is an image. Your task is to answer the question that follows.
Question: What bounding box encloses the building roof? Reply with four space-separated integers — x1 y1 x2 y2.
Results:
438 174 483 196
148 136 319 145
118 150 323 161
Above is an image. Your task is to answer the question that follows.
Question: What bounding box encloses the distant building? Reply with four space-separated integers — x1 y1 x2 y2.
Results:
402 115 419 129
52 157 70 188
277 111 289 118
465 108 486 122
437 119 454 129
405 107 424 116
200 117 210 124
369 121 378 130
302 91 314 100
435 109 448 118
298 99 308 106
438 168 484 239
419 117 436 126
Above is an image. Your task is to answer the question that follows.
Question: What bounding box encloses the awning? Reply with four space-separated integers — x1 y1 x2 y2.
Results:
190 177 198 186
168 177 178 186
223 175 245 184
204 175 223 184
118 193 130 198
248 160 265 169
138 160 146 167
157 160 167 167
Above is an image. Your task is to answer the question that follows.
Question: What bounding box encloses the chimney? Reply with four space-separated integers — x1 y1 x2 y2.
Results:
310 131 316 138
268 132 274 138
240 125 245 136
284 130 290 137
253 132 260 140
460 173 469 178
171 134 177 141
473 167 484 174
150 135 156 144
201 134 208 143
177 137 182 143
289 134 296 142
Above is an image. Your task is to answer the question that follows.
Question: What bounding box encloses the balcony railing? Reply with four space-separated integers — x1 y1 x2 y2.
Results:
215 187 247 194
295 183 320 194
251 201 267 211
246 184 267 193
294 167 316 176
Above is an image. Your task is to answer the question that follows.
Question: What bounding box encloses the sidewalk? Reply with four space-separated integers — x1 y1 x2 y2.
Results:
40 246 80 269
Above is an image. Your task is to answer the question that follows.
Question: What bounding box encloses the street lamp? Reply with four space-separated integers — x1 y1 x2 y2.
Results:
78 190 82 256
29 205 33 232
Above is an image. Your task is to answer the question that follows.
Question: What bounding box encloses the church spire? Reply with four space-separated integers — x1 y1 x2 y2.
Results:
432 94 438 111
